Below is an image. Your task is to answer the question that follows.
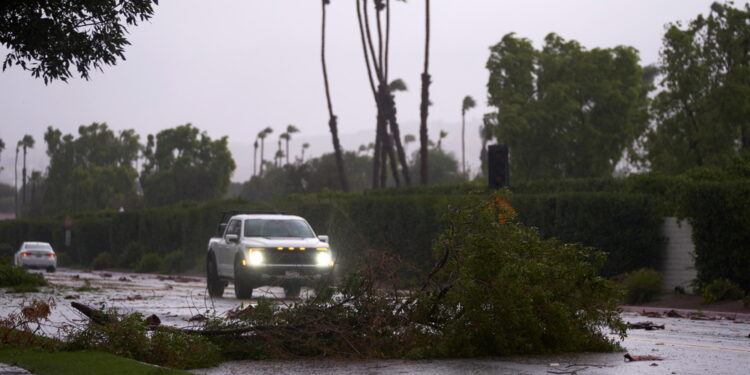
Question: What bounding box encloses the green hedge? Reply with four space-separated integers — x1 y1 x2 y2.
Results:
0 187 667 278
680 181 750 291
511 193 665 277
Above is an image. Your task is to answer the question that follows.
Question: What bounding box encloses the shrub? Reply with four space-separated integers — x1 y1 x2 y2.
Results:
66 312 221 369
423 194 625 357
91 252 112 270
702 278 746 304
0 264 47 291
743 295 750 308
622 268 663 304
160 250 186 274
134 253 161 273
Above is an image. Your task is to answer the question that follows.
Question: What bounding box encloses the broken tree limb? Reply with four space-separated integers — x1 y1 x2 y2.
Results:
624 353 663 361
70 302 115 324
627 321 665 330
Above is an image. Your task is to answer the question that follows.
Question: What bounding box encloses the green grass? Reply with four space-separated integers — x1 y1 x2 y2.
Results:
0 349 192 375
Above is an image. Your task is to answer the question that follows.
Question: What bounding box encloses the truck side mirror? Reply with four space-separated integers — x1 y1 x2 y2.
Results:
225 234 239 243
318 235 329 243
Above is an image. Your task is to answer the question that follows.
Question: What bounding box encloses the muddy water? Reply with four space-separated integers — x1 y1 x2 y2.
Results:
2 269 749 375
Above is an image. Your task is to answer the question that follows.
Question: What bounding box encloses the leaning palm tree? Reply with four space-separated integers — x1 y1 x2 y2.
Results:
19 135 34 207
322 0 349 191
461 95 476 178
300 142 310 162
258 127 273 175
437 130 447 150
419 0 431 184
284 125 299 165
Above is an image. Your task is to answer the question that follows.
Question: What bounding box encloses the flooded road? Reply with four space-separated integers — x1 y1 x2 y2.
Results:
2 269 749 375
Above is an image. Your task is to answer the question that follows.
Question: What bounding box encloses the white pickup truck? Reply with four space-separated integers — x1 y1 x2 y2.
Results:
206 210 335 299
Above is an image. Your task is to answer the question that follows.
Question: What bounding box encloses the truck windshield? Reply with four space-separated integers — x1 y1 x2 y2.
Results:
244 219 315 238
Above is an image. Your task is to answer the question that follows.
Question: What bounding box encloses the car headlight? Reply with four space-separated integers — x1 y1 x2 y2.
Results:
316 251 333 267
247 249 265 266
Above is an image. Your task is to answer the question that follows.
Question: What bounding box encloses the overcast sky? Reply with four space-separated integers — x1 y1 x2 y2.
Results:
0 0 735 184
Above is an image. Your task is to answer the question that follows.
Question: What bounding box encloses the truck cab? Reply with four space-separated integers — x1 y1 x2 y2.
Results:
206 211 334 299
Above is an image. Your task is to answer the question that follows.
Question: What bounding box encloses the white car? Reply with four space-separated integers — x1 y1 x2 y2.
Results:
206 211 334 299
14 242 57 272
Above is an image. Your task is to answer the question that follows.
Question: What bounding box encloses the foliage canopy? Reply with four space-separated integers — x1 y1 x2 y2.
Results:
0 0 158 83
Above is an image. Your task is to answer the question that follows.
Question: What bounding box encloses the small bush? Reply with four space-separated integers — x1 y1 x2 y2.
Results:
66 312 221 369
161 250 186 274
91 252 112 270
134 253 162 274
0 264 47 290
622 268 663 304
702 278 745 304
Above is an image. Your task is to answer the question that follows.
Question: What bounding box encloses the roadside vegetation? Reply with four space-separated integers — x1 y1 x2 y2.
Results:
0 257 47 293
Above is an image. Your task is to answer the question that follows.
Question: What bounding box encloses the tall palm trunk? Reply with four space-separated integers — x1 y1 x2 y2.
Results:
14 145 19 218
253 140 258 176
285 139 290 165
260 139 265 175
22 144 28 206
462 110 466 177
322 0 350 191
419 0 431 184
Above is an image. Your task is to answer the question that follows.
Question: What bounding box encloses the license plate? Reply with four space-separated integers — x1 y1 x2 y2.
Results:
285 271 300 278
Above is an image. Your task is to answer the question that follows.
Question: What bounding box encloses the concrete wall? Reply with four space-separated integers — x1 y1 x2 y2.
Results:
660 217 698 292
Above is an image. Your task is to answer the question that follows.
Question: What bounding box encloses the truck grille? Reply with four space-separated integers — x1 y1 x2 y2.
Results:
264 248 317 265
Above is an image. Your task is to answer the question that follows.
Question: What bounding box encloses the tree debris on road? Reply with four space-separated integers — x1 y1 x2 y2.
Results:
627 321 665 330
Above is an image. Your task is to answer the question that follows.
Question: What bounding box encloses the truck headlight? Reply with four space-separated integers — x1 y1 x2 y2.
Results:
247 249 265 266
316 251 333 267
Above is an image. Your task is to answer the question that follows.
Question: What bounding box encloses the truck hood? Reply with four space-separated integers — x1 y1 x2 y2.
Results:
240 237 329 249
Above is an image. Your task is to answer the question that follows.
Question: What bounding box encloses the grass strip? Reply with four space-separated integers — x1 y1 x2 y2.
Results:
0 348 191 375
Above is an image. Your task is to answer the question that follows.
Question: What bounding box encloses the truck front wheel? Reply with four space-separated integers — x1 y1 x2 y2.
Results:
206 253 225 297
234 257 255 299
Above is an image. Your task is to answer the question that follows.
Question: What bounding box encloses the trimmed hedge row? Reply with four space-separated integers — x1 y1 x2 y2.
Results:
0 188 666 278
680 181 750 291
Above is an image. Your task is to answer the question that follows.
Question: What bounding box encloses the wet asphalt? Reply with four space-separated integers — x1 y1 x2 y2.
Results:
1 269 749 375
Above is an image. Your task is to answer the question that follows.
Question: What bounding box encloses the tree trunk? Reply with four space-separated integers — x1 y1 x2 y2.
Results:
419 0 431 185
22 146 27 206
286 139 290 165
260 140 265 175
385 87 411 185
14 146 18 218
253 145 257 176
386 133 401 187
322 0 350 191
462 111 466 177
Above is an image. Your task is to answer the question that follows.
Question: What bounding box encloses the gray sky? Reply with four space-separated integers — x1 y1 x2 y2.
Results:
0 0 734 184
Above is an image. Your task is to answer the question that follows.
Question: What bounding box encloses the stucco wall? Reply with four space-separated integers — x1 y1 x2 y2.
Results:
661 217 698 292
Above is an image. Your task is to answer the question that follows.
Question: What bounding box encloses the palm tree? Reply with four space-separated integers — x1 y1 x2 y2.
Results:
276 137 284 167
437 130 447 150
278 133 290 166
253 138 259 177
461 95 476 177
258 127 273 175
301 142 310 162
322 0 349 191
419 0 432 185
284 125 299 165
19 135 34 207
